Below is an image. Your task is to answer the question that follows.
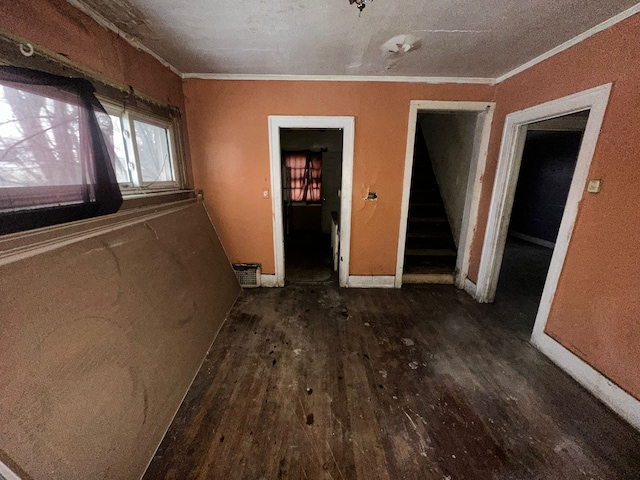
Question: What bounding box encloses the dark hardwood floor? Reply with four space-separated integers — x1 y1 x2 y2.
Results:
144 285 640 479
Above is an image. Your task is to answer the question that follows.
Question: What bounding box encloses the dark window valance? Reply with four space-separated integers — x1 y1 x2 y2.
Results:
0 66 122 234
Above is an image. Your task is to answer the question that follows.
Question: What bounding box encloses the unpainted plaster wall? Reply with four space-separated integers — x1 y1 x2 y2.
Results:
183 80 495 275
468 13 640 400
0 203 240 479
418 112 477 246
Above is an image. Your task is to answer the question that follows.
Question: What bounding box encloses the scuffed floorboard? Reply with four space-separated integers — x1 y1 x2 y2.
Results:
144 285 640 479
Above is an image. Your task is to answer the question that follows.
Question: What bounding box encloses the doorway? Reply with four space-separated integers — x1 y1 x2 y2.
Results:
268 116 355 287
396 101 495 288
280 129 343 284
476 84 612 345
494 113 587 334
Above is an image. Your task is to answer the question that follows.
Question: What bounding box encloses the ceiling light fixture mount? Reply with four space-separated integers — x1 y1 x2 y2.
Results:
349 0 373 15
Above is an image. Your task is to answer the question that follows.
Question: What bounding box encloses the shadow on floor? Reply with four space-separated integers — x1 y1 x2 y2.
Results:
492 236 554 337
285 233 333 285
144 284 640 479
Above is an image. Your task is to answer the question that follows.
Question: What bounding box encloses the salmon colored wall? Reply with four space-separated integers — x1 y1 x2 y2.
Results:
0 0 184 107
183 80 494 274
0 0 192 184
468 15 640 399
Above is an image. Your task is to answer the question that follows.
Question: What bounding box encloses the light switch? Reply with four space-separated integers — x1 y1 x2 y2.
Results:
263 189 269 198
587 179 602 193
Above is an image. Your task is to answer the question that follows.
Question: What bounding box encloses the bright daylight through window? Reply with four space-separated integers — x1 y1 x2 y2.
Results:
103 103 177 190
0 66 122 234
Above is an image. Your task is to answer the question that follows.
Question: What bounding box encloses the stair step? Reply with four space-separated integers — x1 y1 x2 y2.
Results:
408 217 448 223
407 232 451 238
406 237 455 250
405 248 456 257
411 188 438 194
402 272 455 285
407 222 453 235
411 175 437 183
409 205 446 217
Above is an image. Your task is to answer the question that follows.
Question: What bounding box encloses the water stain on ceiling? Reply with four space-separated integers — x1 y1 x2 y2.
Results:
78 0 157 42
67 0 638 78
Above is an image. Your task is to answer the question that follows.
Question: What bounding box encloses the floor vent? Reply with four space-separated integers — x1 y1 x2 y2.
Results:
233 263 261 288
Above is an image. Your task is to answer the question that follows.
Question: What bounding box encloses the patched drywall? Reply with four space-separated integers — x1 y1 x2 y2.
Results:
0 203 240 479
469 13 640 400
418 112 478 246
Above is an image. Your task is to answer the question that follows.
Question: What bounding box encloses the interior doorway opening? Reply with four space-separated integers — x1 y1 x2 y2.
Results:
494 112 588 334
403 111 478 283
280 128 343 285
268 116 354 288
396 101 495 288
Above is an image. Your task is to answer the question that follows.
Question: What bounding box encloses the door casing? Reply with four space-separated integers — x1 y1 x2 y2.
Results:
268 116 355 287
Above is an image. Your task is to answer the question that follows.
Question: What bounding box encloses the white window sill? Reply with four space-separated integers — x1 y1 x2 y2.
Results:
121 189 197 210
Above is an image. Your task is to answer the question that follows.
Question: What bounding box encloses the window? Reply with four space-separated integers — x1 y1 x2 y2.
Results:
101 100 179 191
283 151 322 203
0 66 122 234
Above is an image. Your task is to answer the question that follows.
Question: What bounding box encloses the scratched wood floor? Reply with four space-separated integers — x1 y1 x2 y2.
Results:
144 285 640 479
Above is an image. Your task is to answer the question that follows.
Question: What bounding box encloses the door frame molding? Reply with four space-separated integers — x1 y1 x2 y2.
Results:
476 84 612 305
395 100 495 288
474 83 640 431
268 116 355 287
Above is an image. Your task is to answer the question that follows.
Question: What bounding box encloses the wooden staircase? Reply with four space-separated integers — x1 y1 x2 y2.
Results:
403 127 456 284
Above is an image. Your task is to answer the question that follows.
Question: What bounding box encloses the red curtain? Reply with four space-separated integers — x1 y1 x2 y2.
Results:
284 151 322 203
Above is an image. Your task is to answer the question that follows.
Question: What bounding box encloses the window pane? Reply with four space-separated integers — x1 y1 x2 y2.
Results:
107 115 131 184
133 120 173 183
0 67 122 231
0 83 83 189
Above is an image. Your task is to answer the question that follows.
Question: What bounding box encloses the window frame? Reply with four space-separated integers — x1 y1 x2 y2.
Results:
99 97 183 194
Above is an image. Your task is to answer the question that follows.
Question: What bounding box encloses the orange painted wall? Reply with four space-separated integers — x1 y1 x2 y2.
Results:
0 0 184 108
183 80 494 274
468 14 640 399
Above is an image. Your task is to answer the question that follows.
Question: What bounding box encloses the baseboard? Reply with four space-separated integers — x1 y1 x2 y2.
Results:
509 231 555 249
463 278 477 298
260 274 279 287
532 332 640 432
347 275 395 288
0 460 21 480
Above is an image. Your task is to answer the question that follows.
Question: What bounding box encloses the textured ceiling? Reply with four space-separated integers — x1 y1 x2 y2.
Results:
71 0 638 78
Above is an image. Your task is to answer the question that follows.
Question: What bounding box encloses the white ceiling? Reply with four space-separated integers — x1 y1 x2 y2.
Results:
71 0 638 79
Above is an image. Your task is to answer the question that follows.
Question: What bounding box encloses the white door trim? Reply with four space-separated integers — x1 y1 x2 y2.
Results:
476 83 612 304
395 100 495 288
268 116 355 287
474 84 640 432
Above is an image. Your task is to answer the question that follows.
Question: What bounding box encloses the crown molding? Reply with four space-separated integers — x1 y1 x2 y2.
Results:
65 1 640 87
181 73 496 84
495 4 640 84
65 0 182 78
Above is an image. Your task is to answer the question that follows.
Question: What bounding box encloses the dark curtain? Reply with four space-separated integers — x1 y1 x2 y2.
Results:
0 66 122 234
